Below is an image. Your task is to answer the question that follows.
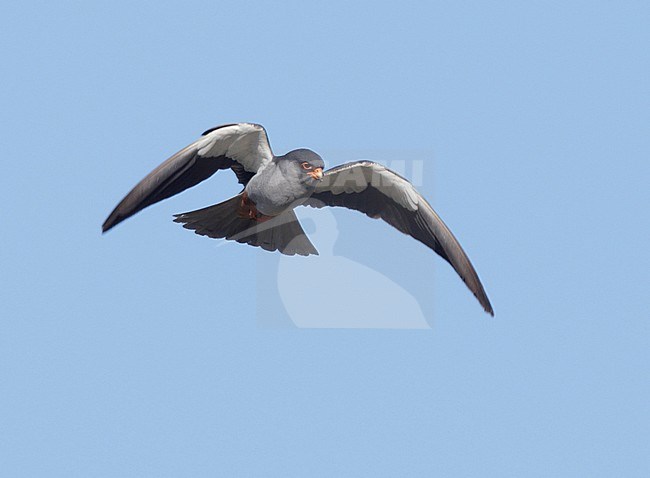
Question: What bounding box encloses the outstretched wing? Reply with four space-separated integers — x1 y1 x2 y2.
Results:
306 161 494 315
102 123 273 232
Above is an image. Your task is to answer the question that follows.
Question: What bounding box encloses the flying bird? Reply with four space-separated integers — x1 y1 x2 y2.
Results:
103 123 494 315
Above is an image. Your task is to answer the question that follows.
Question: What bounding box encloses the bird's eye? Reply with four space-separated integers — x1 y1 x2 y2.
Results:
301 162 312 170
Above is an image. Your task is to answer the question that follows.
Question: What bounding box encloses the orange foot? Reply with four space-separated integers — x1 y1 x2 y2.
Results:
238 192 272 222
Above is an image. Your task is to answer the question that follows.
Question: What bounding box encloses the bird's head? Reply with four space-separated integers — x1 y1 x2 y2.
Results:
279 149 325 184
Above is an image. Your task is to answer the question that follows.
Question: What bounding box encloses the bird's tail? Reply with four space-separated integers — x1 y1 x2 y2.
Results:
173 194 318 256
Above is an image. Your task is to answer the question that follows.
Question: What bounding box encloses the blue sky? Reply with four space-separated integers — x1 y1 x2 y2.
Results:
1 1 648 476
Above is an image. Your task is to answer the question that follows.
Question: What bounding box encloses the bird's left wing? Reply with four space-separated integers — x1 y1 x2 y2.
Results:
102 123 272 232
305 161 494 315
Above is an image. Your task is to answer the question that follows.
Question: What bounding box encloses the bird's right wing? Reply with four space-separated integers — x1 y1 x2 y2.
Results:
306 161 493 315
102 123 273 232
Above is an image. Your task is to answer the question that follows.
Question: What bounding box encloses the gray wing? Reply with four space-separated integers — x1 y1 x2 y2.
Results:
306 161 494 316
102 123 273 232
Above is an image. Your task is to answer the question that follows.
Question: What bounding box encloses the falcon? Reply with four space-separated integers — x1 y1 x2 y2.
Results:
103 123 494 315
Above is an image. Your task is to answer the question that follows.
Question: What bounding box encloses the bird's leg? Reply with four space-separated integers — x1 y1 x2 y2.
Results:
238 192 255 219
239 192 271 222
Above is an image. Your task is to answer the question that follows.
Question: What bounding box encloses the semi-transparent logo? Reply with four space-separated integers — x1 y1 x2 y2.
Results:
251 150 437 329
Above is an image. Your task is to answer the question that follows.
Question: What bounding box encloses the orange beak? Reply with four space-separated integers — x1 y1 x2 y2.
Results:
308 167 323 180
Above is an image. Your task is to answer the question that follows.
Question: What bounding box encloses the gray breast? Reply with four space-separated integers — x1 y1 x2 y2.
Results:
246 162 314 216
